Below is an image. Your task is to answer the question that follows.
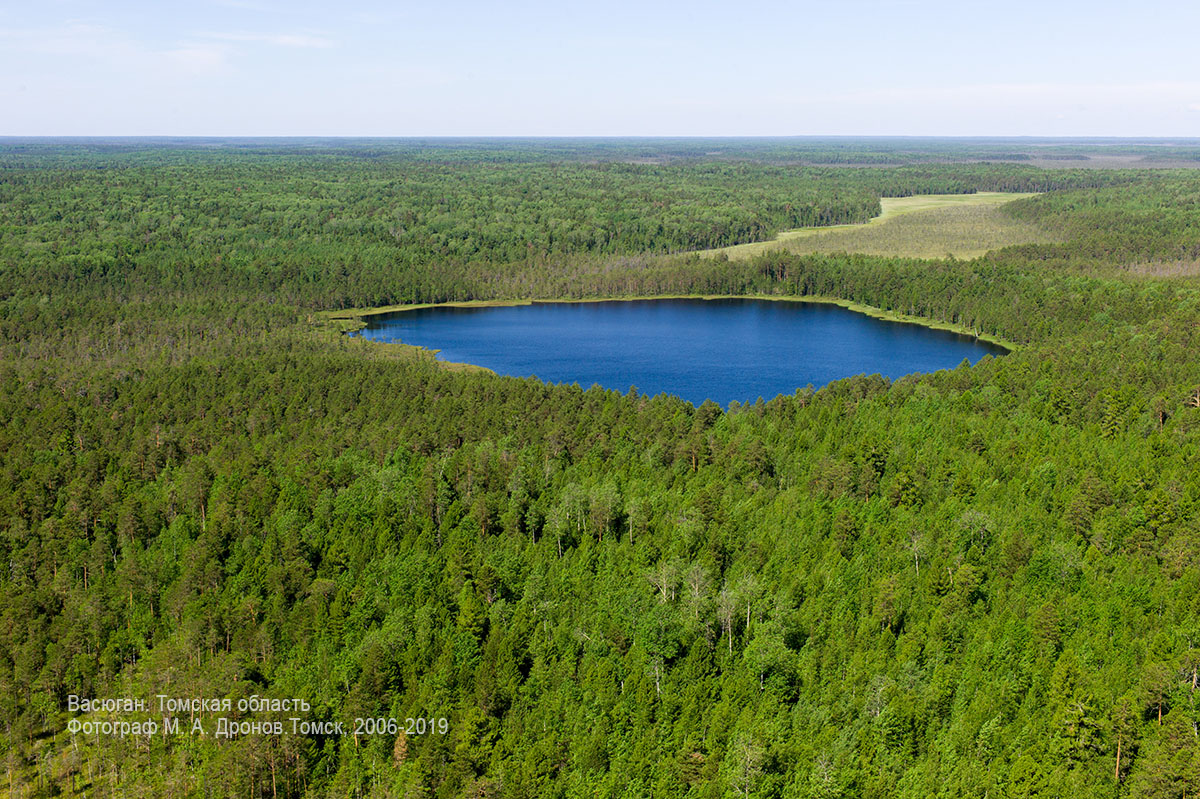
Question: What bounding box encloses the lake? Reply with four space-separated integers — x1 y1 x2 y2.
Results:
354 298 1007 406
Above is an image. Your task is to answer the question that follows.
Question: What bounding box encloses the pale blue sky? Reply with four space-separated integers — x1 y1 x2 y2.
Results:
3 0 1199 135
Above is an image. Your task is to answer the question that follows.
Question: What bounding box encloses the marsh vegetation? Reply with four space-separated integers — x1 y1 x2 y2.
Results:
708 192 1055 260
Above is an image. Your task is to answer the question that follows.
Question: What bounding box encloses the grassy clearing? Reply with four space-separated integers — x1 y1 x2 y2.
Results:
1126 260 1200 278
707 192 1053 261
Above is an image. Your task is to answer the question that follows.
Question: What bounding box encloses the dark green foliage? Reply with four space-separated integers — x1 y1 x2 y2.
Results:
3 140 1200 797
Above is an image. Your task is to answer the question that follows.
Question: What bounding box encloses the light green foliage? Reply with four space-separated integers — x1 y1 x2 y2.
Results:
3 141 1200 797
710 192 1056 261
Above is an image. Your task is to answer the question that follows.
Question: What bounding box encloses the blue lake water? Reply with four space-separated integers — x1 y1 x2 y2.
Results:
355 298 1006 406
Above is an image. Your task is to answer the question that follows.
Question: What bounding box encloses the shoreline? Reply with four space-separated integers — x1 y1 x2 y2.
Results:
320 293 1017 353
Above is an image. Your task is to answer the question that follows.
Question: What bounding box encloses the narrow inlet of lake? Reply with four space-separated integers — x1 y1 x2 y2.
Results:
354 298 1006 406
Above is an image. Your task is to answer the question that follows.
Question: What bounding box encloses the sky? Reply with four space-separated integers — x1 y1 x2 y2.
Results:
3 0 1199 136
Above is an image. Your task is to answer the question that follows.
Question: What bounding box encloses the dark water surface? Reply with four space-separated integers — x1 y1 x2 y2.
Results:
356 298 1006 406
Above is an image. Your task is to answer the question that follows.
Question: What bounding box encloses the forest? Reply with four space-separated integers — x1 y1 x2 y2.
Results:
1 138 1199 798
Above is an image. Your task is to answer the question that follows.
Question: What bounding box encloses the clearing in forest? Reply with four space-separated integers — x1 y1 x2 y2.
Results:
707 192 1054 260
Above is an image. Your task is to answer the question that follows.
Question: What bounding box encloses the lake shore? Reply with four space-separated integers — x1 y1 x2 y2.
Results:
321 293 1017 352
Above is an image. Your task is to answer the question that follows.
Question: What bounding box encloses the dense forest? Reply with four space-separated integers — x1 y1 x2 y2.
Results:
2 139 1200 798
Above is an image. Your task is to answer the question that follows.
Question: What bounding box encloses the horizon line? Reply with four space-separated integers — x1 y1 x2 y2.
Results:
4 134 1200 142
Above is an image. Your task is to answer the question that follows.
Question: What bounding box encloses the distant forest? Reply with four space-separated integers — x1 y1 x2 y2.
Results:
2 139 1200 798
